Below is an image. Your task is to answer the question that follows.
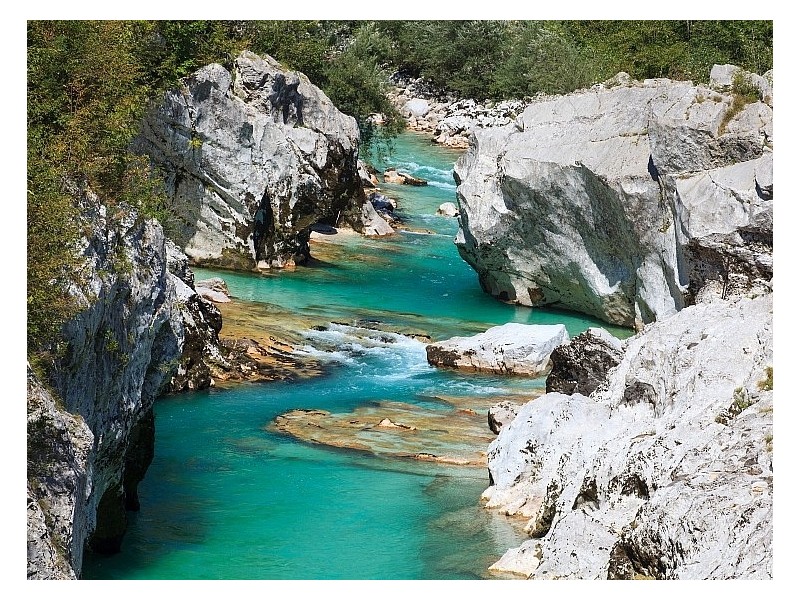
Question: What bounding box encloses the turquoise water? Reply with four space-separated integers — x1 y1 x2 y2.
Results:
83 132 630 580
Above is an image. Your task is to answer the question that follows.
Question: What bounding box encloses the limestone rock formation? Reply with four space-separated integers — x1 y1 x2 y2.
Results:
360 200 395 236
26 186 240 578
546 327 624 396
383 168 428 186
426 323 569 376
27 367 93 579
135 51 372 270
27 190 188 578
454 67 773 328
195 277 231 304
483 294 773 579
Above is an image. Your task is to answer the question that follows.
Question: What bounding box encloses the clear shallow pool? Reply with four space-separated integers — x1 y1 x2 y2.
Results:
83 132 631 580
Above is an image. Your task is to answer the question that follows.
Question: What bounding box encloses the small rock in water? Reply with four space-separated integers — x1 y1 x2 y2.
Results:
437 202 459 217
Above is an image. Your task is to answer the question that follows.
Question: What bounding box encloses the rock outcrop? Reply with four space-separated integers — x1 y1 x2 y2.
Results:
383 168 428 186
454 67 773 328
545 328 624 396
134 51 383 270
426 323 569 376
28 190 188 578
483 293 773 579
195 277 231 304
26 186 242 578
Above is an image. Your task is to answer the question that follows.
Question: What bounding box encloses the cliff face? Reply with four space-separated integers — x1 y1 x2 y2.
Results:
27 368 93 579
135 51 375 270
26 190 192 578
484 293 773 579
454 67 773 328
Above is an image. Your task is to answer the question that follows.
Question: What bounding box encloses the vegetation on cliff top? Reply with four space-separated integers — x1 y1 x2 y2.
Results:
27 19 772 362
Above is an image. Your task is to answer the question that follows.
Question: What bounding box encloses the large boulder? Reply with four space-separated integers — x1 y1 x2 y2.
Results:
454 68 773 328
483 294 773 579
134 51 369 270
426 323 569 376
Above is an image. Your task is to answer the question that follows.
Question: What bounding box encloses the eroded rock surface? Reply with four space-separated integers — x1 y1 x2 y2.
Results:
28 191 187 578
27 367 93 579
488 401 522 435
273 393 533 468
483 294 773 579
426 323 569 376
546 327 624 396
454 67 773 328
135 51 374 270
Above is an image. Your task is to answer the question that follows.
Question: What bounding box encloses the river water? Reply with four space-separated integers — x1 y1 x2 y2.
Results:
83 132 629 580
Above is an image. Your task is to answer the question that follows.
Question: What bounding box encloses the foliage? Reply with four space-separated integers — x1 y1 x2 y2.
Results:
757 366 773 391
731 70 762 102
718 68 764 135
322 24 403 157
373 20 772 100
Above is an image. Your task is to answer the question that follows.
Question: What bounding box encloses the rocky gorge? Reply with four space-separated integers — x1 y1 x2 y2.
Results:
27 51 382 579
28 49 774 581
390 65 773 578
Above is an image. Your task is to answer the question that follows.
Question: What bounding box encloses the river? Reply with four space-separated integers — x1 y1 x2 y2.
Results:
83 132 629 580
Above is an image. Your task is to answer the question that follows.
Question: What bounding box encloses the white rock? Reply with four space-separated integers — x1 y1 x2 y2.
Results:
360 201 394 236
426 323 569 376
710 63 740 89
436 202 459 217
134 51 367 270
485 294 773 579
454 73 772 327
403 98 430 117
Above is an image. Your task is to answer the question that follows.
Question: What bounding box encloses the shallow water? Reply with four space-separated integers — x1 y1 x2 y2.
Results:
83 132 630 580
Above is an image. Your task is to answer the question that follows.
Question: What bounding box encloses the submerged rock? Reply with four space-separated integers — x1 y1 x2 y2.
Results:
134 51 369 270
484 294 773 579
454 67 773 328
272 394 531 468
426 323 569 376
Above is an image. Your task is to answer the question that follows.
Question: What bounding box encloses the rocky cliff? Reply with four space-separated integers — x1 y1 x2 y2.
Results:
454 67 773 328
25 189 215 578
484 293 773 579
135 51 381 270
